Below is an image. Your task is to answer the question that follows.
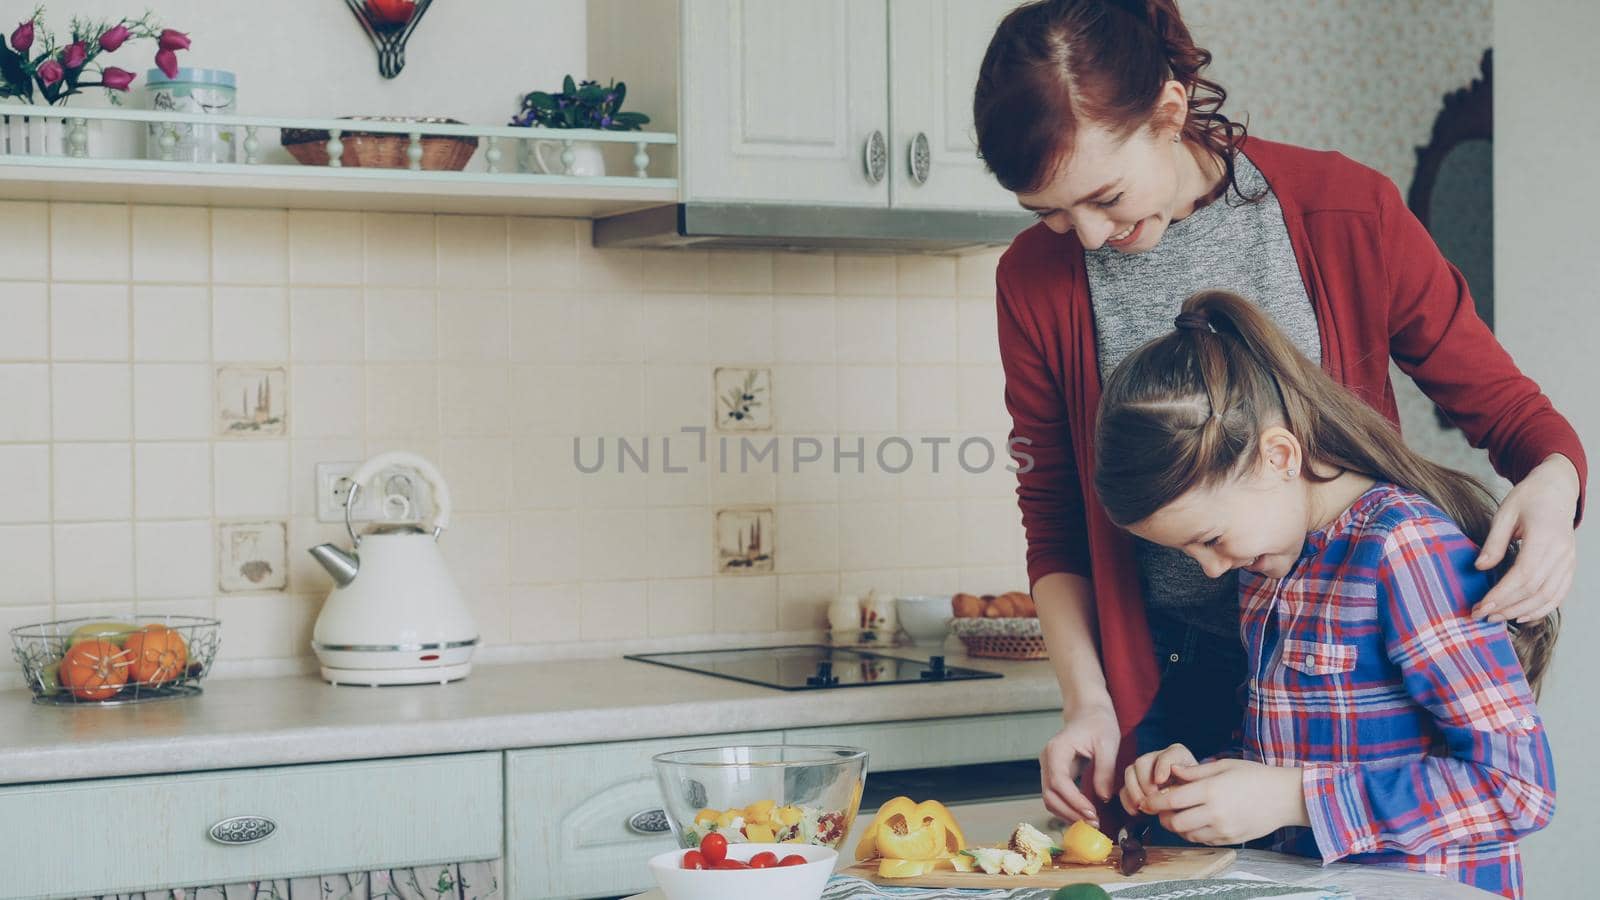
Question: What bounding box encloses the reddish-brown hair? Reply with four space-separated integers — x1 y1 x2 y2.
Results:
973 0 1249 196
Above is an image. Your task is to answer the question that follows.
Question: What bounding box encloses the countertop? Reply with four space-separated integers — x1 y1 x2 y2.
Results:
630 850 1494 899
0 651 1060 786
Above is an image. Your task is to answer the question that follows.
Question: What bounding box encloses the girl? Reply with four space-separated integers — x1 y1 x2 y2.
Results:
974 0 1585 830
1098 291 1556 899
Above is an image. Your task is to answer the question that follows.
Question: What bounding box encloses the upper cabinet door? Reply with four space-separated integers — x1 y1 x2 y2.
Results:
681 0 890 205
888 0 1022 211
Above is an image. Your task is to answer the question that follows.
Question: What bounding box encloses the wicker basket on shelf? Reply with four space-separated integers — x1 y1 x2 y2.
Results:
279 116 478 170
951 616 1050 660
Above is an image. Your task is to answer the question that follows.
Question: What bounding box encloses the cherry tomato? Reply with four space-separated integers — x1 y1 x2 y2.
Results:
748 851 778 868
680 850 707 870
778 854 808 867
711 859 749 870
699 832 729 865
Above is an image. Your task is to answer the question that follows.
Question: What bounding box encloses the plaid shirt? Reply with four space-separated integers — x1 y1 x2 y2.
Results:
1235 483 1555 899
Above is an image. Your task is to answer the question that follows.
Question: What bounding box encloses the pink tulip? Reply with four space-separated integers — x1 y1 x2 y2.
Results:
154 48 178 78
101 66 135 91
37 59 63 87
157 29 190 51
99 23 130 52
10 20 33 53
62 41 87 70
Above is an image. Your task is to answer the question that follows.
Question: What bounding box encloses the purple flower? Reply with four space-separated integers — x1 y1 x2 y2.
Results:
62 41 87 70
99 23 130 52
37 59 63 87
10 19 33 53
154 48 178 78
157 29 191 52
101 66 135 91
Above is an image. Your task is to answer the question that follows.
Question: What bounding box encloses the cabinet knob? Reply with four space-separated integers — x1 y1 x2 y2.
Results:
209 814 278 846
863 130 888 184
908 132 931 185
627 808 672 835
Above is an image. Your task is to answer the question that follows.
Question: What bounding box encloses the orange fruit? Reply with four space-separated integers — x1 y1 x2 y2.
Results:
124 625 188 685
60 640 132 701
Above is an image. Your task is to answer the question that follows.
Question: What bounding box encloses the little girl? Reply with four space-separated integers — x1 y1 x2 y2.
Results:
1094 291 1558 898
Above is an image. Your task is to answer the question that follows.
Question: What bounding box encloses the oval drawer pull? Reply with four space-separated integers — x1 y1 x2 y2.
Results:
626 808 671 835
209 814 278 846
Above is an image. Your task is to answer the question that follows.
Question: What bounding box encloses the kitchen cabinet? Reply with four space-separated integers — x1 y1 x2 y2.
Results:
0 752 502 900
595 0 1024 212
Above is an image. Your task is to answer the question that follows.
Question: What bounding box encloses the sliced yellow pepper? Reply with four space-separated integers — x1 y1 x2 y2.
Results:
912 799 965 857
744 822 776 842
1058 820 1113 865
744 799 775 824
855 796 918 861
874 812 946 860
775 804 803 827
877 858 938 879
694 808 718 826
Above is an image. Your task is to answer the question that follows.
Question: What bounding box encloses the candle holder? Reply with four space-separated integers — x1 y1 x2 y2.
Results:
343 0 435 79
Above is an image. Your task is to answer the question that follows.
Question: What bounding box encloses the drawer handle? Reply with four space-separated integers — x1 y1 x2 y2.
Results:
626 808 671 835
209 815 278 846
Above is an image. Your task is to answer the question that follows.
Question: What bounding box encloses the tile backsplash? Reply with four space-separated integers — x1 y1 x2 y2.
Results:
0 201 1028 674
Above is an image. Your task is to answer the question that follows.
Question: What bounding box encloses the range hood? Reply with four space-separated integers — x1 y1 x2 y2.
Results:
592 202 1036 254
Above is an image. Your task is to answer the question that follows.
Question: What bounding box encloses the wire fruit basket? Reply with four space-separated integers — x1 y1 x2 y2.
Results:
10 616 221 706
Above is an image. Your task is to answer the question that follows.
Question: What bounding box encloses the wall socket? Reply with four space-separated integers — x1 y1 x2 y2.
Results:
314 461 434 525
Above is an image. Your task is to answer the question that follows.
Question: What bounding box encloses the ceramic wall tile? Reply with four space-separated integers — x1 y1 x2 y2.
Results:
773 252 834 295
212 208 288 285
290 365 363 439
289 210 364 285
713 366 772 432
715 506 774 575
217 521 288 593
364 213 437 287
213 285 288 361
50 283 128 361
0 364 51 442
0 445 51 524
708 294 774 364
834 296 897 364
213 441 290 518
133 285 210 362
132 206 210 283
135 364 212 440
510 583 581 644
777 571 837 632
52 442 132 521
712 575 777 633
774 295 836 364
0 201 49 281
508 218 578 291
0 282 48 360
50 203 129 282
365 287 436 361
647 577 715 638
578 580 648 641
52 363 130 441
134 442 212 520
216 366 287 437
834 255 897 296
290 287 365 362
437 215 509 289
136 520 214 599
0 525 52 606
366 365 438 437
54 522 134 602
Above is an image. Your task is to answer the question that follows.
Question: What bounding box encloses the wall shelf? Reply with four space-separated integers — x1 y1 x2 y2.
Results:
0 105 677 218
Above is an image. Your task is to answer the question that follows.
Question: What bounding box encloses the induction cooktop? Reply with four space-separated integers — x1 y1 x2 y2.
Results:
624 644 1001 691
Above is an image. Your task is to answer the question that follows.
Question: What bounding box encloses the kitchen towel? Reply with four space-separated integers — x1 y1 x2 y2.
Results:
823 874 1350 900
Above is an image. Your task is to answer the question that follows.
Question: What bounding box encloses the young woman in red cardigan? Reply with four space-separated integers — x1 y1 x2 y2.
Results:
973 0 1587 832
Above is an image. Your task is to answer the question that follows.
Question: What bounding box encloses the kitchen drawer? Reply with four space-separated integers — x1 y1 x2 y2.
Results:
506 730 782 900
0 752 501 900
786 711 1061 771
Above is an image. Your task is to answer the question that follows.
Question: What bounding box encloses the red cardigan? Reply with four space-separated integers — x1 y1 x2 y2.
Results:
996 137 1588 812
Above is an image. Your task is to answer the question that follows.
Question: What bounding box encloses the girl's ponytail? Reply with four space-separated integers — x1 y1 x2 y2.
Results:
1096 291 1559 695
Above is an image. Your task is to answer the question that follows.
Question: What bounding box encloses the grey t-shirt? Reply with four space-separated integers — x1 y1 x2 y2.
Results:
1087 152 1321 640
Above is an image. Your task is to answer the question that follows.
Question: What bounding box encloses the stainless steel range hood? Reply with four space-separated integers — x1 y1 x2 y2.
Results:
592 202 1035 254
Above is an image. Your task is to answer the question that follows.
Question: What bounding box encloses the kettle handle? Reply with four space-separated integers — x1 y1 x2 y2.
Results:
347 452 453 539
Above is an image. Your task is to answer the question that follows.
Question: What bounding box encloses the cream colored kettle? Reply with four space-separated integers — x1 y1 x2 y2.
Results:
308 451 478 686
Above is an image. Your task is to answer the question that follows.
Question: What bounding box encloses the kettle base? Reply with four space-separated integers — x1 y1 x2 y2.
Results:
321 661 472 687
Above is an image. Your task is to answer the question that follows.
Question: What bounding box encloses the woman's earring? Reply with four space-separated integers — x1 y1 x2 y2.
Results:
1287 467 1299 479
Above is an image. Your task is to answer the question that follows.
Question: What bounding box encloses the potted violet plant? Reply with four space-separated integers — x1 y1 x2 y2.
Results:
508 75 650 177
1 8 192 156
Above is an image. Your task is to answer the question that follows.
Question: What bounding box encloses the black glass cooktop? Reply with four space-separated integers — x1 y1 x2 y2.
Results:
624 644 1001 691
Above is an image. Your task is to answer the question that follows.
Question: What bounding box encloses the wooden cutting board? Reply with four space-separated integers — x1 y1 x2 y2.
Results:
839 847 1236 888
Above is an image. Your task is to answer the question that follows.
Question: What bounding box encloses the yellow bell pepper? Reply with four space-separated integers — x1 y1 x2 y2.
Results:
912 799 965 857
744 799 775 825
855 796 918 860
775 804 803 827
877 858 938 879
1058 820 1113 865
874 813 947 860
744 822 776 842
694 808 718 827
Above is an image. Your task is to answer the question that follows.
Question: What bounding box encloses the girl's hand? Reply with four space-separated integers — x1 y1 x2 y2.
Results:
1140 759 1308 845
1040 701 1121 827
1473 454 1581 623
1120 743 1196 816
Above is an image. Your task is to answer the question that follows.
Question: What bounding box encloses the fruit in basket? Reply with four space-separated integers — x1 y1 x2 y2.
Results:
951 591 1037 619
59 640 132 701
37 661 62 696
124 624 189 685
67 620 138 647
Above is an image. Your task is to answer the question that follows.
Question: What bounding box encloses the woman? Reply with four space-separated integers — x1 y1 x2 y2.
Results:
972 0 1586 831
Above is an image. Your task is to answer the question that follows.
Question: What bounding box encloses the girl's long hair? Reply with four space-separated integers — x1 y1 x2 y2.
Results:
1094 291 1557 693
973 0 1253 198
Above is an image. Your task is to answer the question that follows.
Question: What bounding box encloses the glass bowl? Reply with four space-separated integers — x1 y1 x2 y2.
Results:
9 615 221 706
652 745 868 850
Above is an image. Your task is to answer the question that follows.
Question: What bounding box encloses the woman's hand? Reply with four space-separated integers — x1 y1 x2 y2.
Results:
1140 759 1308 846
1040 700 1121 827
1473 454 1581 623
1120 743 1196 816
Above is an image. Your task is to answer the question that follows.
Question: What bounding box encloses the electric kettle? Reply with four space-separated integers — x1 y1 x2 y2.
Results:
307 451 478 686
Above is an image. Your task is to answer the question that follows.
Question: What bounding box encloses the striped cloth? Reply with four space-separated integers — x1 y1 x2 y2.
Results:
1236 484 1555 898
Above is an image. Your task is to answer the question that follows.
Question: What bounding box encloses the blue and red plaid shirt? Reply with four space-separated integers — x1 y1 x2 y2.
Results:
1234 483 1555 899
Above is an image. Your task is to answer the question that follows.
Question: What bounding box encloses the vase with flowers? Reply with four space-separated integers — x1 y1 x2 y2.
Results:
508 75 650 177
1 7 191 155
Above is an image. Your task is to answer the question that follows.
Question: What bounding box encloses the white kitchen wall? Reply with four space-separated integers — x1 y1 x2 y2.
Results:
0 208 1028 673
0 0 1512 673
1493 0 1600 893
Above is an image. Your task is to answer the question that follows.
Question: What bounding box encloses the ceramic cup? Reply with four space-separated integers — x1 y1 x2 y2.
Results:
527 138 606 177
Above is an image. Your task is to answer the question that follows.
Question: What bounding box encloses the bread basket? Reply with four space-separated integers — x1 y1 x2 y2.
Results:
950 616 1050 660
280 116 478 170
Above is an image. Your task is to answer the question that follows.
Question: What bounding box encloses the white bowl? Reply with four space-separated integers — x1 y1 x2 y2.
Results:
649 843 837 900
895 595 953 645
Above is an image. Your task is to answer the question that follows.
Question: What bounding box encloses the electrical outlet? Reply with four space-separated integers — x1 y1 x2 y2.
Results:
314 461 435 525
